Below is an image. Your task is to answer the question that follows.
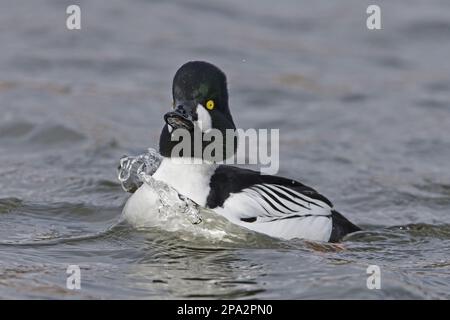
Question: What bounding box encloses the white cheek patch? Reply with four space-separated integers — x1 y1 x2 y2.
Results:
196 104 212 132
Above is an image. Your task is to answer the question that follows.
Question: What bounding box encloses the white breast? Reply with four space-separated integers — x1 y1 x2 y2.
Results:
122 157 215 227
152 158 216 206
122 182 160 227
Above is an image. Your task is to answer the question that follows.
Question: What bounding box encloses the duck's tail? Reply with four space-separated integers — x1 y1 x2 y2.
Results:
329 210 361 242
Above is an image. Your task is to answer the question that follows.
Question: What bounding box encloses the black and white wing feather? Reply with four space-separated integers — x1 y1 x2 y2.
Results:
241 183 332 222
207 166 338 241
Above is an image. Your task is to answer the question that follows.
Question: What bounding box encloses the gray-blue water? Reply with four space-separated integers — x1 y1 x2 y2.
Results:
1 0 450 299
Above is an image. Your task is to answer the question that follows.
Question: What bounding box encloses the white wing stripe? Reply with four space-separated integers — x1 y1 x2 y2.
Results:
243 189 276 218
244 188 289 218
238 184 332 222
256 185 313 212
250 186 297 214
268 184 330 208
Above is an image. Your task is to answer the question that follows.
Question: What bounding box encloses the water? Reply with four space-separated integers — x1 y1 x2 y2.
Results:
1 0 450 299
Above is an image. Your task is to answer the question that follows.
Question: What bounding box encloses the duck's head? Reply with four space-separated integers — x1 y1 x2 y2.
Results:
159 61 236 160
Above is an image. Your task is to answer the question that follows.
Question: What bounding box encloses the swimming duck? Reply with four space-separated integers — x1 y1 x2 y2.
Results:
122 61 360 242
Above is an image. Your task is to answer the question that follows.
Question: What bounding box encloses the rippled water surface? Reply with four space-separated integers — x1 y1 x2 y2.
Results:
1 0 450 299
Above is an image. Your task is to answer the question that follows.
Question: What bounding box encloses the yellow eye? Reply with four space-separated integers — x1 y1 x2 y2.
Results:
206 100 215 110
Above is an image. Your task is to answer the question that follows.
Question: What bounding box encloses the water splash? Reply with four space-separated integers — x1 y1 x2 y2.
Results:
118 149 202 225
118 148 163 192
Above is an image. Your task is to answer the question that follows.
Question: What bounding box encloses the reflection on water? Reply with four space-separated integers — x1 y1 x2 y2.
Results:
0 0 450 299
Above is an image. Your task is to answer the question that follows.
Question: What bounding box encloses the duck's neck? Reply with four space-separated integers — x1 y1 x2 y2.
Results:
152 157 217 206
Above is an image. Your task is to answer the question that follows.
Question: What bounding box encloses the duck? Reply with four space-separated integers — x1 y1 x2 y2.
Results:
122 61 360 242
